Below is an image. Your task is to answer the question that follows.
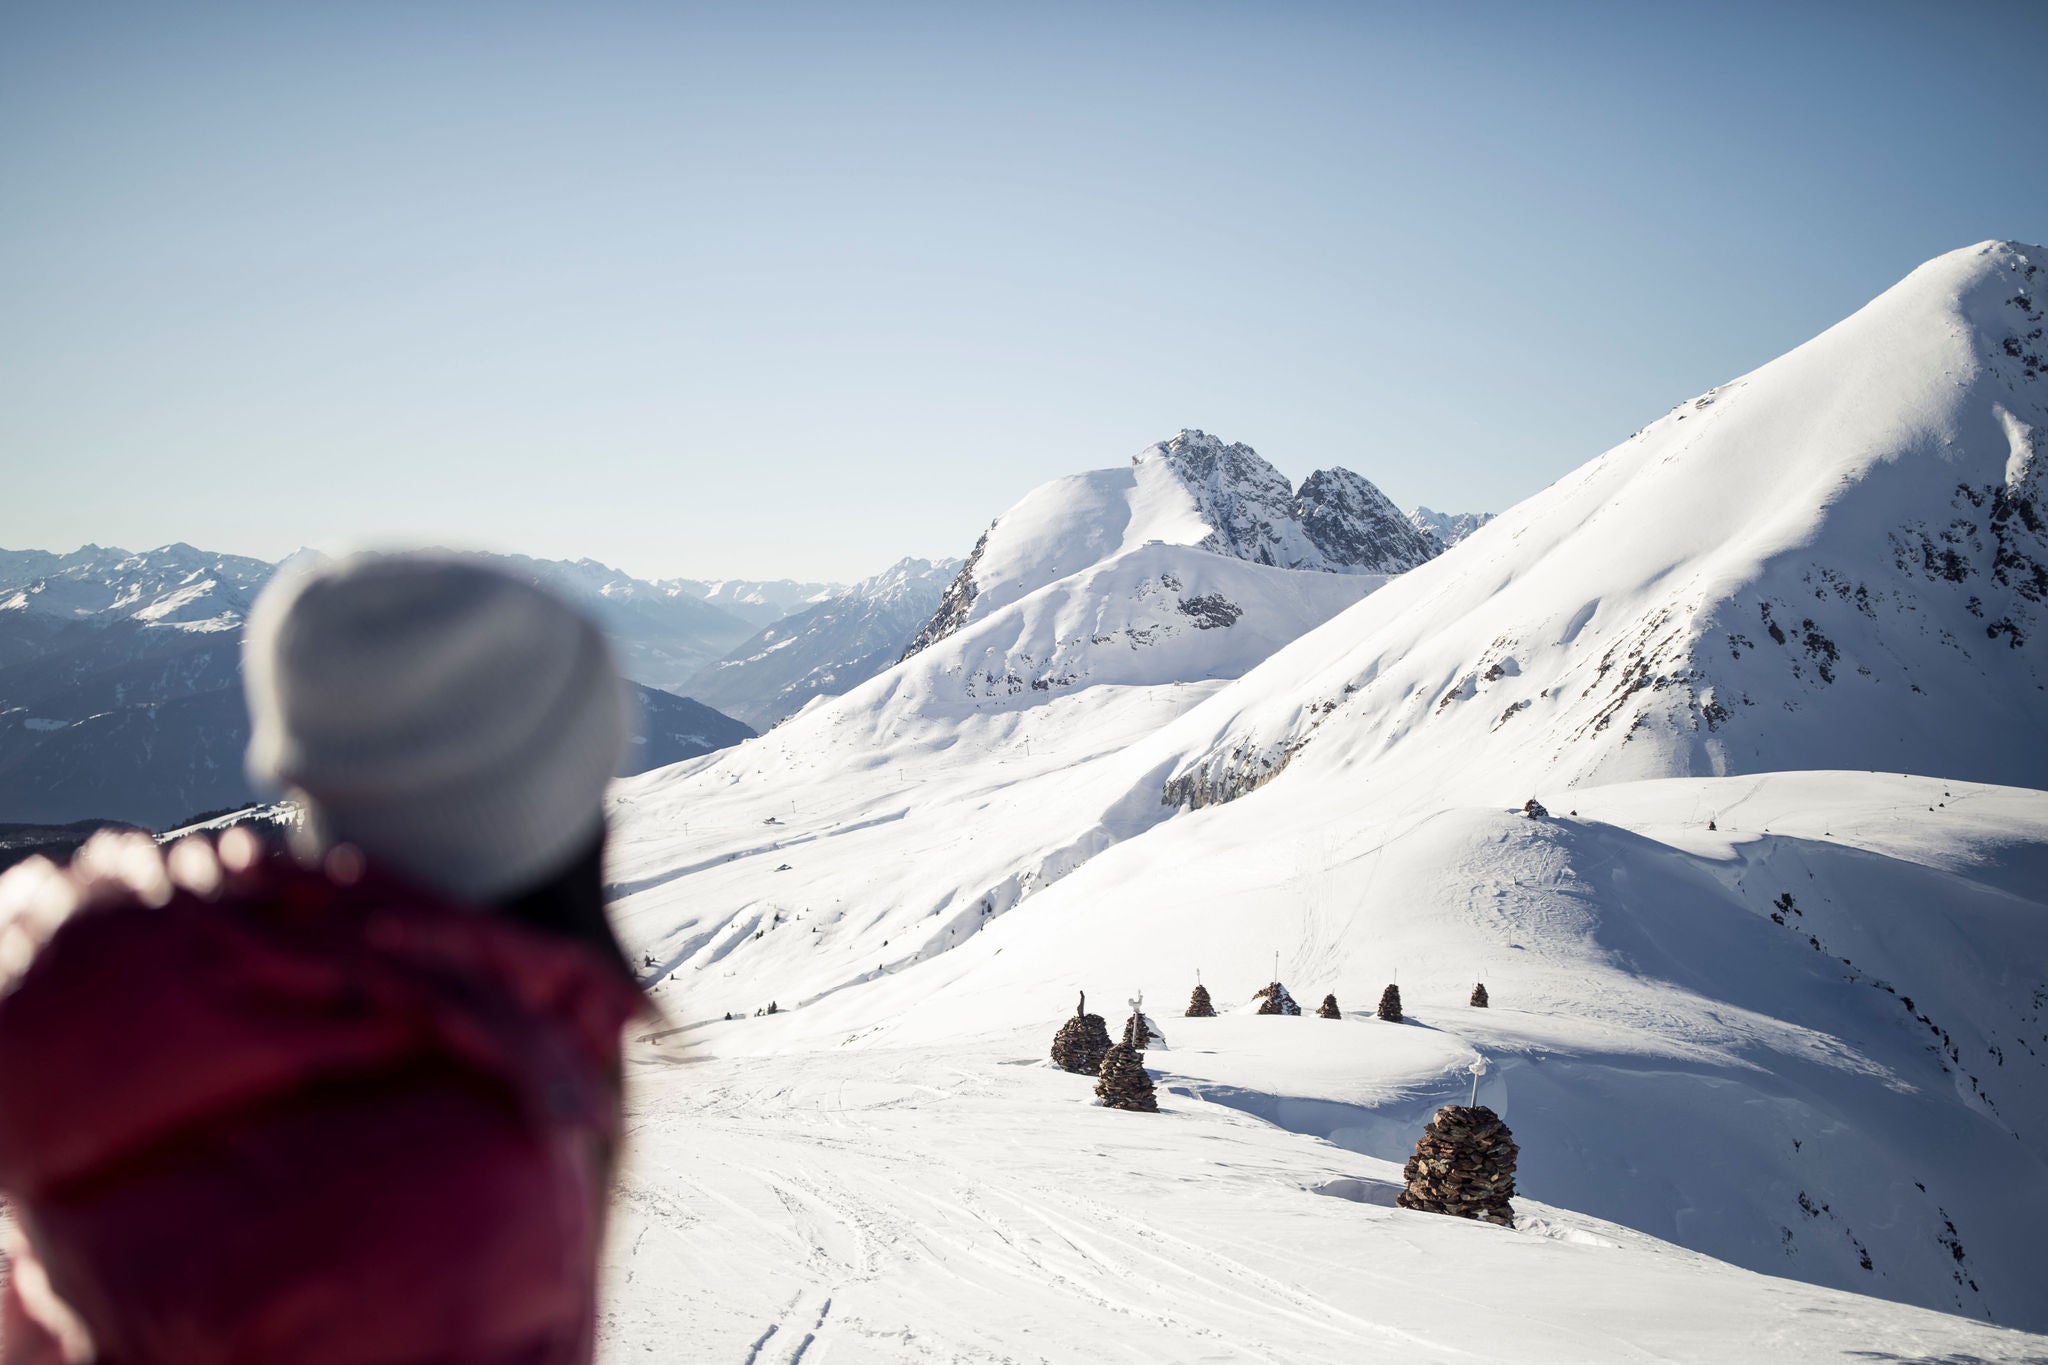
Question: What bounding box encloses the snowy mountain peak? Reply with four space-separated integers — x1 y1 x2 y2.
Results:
903 431 1435 657
1297 468 1444 572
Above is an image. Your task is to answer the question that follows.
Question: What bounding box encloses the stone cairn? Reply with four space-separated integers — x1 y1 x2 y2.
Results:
1095 1042 1159 1112
1523 798 1548 819
1377 983 1404 1022
1397 1105 1518 1226
1254 982 1302 1016
1051 991 1113 1075
1316 993 1342 1019
1122 994 1167 1050
1469 982 1489 1008
1185 976 1217 1017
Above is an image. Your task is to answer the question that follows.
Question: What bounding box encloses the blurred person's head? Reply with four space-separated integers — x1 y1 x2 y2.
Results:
242 552 629 908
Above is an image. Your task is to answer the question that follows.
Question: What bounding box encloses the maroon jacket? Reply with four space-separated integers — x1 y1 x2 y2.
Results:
0 839 642 1364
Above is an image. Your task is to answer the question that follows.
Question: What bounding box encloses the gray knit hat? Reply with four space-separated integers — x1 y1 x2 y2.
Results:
243 551 629 902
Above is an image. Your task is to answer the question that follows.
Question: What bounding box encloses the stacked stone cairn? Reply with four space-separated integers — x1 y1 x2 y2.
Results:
1254 981 1302 1016
1397 1105 1518 1226
1377 982 1404 1022
1469 982 1489 1008
1095 1042 1159 1112
1051 991 1113 1075
1316 993 1342 1019
1122 996 1167 1050
1185 980 1216 1017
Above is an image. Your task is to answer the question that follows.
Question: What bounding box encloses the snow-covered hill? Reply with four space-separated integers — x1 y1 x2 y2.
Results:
604 242 2048 1339
901 429 1436 659
680 557 960 730
1407 504 1496 548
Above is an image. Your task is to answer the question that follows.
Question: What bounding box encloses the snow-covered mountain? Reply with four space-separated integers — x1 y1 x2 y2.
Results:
1161 239 2048 810
0 545 764 826
0 542 272 634
602 242 2048 1341
679 557 960 730
901 429 1437 659
659 576 845 631
1407 505 1496 548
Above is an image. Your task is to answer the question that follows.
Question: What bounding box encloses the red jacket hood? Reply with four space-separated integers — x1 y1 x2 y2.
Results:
0 849 644 1199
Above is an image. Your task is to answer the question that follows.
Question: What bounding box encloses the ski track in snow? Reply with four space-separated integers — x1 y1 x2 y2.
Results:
601 1038 2047 1364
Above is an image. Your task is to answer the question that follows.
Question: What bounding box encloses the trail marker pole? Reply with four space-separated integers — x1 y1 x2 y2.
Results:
1468 1055 1489 1107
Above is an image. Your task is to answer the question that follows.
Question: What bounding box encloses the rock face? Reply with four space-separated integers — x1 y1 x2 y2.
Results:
901 431 1434 659
1050 994 1113 1074
686 557 960 729
1377 984 1404 1022
1398 1105 1518 1226
1253 981 1302 1016
899 531 988 661
1298 469 1443 573
1094 1043 1159 1112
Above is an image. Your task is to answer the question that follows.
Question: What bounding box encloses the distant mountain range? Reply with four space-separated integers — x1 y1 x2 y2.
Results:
1405 505 1496 548
1 479 1494 823
680 557 961 731
0 544 757 827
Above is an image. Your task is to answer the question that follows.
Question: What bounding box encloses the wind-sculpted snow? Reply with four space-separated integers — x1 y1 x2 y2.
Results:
1161 241 2048 811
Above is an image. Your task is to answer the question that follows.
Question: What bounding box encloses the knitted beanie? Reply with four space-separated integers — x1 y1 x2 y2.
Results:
243 552 629 902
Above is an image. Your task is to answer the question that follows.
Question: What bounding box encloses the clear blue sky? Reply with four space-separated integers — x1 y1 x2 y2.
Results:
4 1 2043 582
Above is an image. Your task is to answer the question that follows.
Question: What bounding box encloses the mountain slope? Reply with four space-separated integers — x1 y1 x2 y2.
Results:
1160 240 2048 810
680 557 959 730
